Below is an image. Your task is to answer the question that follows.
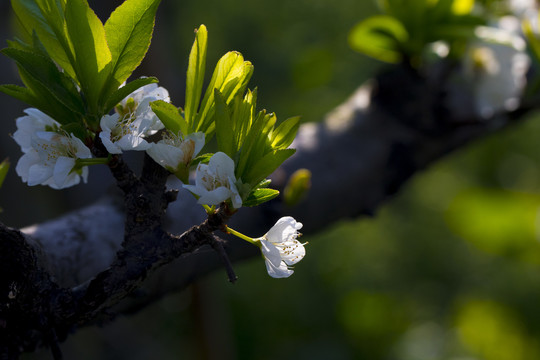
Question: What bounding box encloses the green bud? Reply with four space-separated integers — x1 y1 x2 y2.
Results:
283 168 311 207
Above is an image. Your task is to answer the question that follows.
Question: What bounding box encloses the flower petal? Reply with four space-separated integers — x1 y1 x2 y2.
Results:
53 156 78 189
260 240 282 268
16 150 40 182
197 187 232 206
265 216 303 243
99 131 122 154
264 258 294 278
209 152 236 180
147 142 184 172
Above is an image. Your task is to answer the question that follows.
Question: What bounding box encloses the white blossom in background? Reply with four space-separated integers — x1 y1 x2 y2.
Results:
183 151 242 208
15 127 92 189
146 131 205 174
100 83 170 154
256 216 305 278
508 0 538 21
464 17 530 117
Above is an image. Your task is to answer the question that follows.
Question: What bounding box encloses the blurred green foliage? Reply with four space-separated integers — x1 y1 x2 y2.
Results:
17 0 540 359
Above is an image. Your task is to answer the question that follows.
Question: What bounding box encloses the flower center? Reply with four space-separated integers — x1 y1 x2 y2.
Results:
110 113 138 142
35 134 78 165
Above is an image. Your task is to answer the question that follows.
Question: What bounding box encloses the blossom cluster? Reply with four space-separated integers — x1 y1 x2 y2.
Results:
13 84 207 192
12 83 303 278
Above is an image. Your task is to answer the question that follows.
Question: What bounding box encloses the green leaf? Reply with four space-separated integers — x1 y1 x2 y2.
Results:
348 15 408 63
214 89 235 157
195 51 254 134
1 47 84 114
65 0 112 113
270 116 300 150
184 25 208 129
150 100 188 135
244 148 295 186
235 109 268 180
17 66 77 124
191 153 212 167
0 159 9 189
103 76 157 113
62 122 88 141
11 0 76 79
104 0 161 88
0 84 40 107
243 188 280 207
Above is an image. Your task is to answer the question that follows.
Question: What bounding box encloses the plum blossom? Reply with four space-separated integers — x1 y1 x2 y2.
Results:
13 108 60 152
100 83 170 154
99 113 153 154
257 216 305 278
183 151 242 208
14 110 92 189
146 131 205 175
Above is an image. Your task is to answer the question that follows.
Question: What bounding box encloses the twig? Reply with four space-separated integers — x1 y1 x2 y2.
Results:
208 235 238 283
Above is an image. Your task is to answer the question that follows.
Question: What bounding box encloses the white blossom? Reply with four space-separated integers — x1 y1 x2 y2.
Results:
13 108 60 153
116 83 169 135
100 83 170 154
16 130 92 189
146 131 205 174
183 151 242 208
257 216 305 278
464 19 530 117
99 113 152 154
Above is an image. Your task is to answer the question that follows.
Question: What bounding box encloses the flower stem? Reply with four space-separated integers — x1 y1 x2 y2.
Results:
225 226 259 246
203 204 215 214
76 157 110 166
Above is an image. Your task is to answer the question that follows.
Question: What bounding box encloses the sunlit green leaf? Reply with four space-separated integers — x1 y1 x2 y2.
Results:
150 100 188 135
195 51 253 134
270 116 300 150
185 25 207 129
65 0 112 113
11 0 76 79
104 0 161 89
191 153 212 167
244 149 295 186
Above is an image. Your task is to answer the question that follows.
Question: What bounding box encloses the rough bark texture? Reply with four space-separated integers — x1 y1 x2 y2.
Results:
0 64 536 358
